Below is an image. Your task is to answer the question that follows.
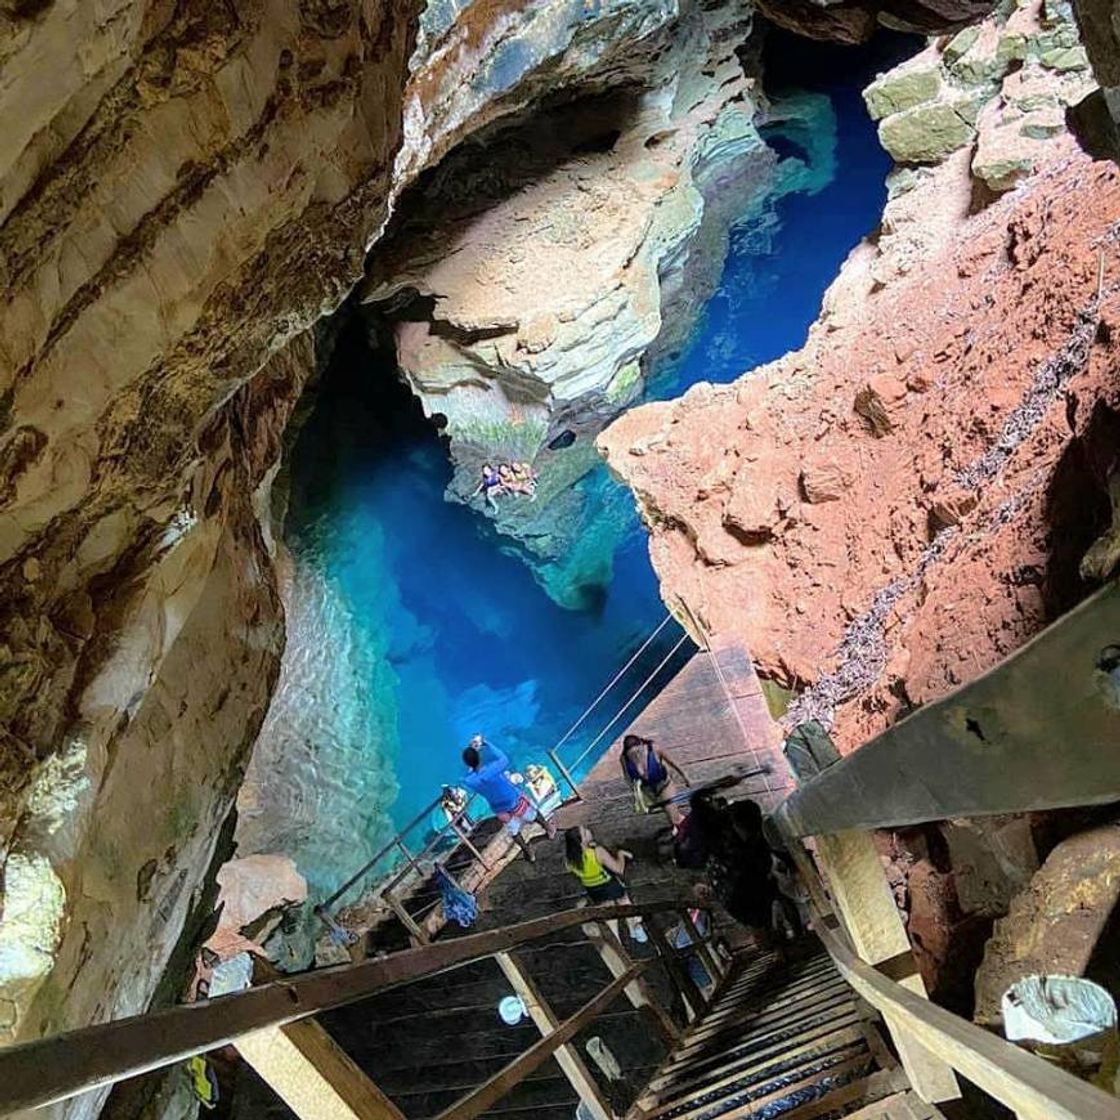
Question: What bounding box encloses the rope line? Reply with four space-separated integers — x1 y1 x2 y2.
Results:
569 632 691 772
551 613 673 757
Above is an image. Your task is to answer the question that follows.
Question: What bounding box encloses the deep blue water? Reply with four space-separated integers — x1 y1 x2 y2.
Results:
282 32 906 891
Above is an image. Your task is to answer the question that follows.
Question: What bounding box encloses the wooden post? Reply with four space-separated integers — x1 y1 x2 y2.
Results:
582 921 679 1044
779 580 1120 836
436 964 642 1120
384 889 429 947
814 829 960 1105
236 1019 404 1120
646 916 705 1022
494 950 614 1120
448 817 491 868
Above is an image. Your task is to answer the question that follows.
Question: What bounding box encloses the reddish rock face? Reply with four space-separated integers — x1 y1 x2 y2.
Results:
600 151 1120 752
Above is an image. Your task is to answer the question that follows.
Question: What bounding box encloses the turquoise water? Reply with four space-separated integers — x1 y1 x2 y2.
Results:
279 33 906 897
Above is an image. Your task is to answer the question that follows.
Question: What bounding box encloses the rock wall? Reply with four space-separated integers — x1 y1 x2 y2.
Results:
0 0 771 1091
599 16 1120 751
865 0 1095 189
362 0 770 516
359 9 857 581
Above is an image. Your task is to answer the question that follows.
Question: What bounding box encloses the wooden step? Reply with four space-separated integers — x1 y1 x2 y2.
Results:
645 1038 872 1120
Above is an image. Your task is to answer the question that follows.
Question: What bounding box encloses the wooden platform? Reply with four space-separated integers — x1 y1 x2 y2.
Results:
308 642 793 1120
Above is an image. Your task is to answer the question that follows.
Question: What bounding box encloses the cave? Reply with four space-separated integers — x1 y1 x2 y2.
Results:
3 1 1120 1119
249 23 913 906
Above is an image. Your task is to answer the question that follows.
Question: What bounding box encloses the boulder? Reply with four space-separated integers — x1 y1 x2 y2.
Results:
974 824 1120 1026
878 97 980 162
864 51 944 120
973 97 1054 191
800 460 854 503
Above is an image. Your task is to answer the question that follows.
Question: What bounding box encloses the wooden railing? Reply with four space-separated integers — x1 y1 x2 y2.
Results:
777 580 1120 837
773 578 1120 1120
813 914 1119 1120
0 899 721 1116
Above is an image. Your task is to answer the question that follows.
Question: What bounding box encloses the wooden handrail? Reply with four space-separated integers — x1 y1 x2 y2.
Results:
779 579 1120 837
435 962 647 1120
0 901 684 1115
812 912 1120 1120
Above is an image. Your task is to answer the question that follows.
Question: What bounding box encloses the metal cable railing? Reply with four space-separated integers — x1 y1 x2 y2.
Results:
319 613 695 934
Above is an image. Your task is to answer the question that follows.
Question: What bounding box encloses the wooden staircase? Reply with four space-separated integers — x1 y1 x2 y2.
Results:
632 944 932 1120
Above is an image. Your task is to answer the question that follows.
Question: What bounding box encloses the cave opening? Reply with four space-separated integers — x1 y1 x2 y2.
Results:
255 24 918 903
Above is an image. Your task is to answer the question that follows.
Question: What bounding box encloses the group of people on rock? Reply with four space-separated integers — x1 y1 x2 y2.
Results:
471 461 538 510
451 731 804 949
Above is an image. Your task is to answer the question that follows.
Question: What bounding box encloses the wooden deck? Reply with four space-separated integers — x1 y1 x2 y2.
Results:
307 642 793 1120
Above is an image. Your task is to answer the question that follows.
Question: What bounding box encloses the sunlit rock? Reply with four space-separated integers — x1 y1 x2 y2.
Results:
0 853 65 1039
868 0 1096 170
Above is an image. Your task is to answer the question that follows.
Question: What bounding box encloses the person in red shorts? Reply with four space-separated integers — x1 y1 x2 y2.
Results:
462 735 556 861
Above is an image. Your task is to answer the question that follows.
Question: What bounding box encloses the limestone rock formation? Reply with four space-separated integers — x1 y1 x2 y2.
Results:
865 0 1096 185
361 1 770 510
357 12 858 590
974 823 1120 1026
754 0 997 43
599 139 1120 751
1 0 775 1092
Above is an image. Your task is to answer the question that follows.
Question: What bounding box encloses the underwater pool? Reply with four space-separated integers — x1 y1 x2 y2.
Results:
271 31 908 897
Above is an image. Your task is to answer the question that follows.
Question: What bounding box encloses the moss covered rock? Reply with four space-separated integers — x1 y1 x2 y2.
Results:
864 58 942 121
878 98 979 163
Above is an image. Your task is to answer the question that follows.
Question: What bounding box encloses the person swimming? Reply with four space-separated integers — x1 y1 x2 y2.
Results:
471 464 504 511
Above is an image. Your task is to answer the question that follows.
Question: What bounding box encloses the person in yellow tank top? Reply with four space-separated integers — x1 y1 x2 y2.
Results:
564 825 646 941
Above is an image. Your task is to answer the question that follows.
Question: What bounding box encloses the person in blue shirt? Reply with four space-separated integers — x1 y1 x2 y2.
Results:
462 735 556 861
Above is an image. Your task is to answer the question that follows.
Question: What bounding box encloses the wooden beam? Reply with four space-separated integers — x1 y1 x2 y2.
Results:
494 951 615 1120
236 1019 404 1120
384 888 429 946
582 921 679 1045
646 916 705 1023
813 830 960 1105
0 900 681 1114
775 1069 902 1120
779 580 1120 836
813 912 1120 1120
437 963 645 1120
